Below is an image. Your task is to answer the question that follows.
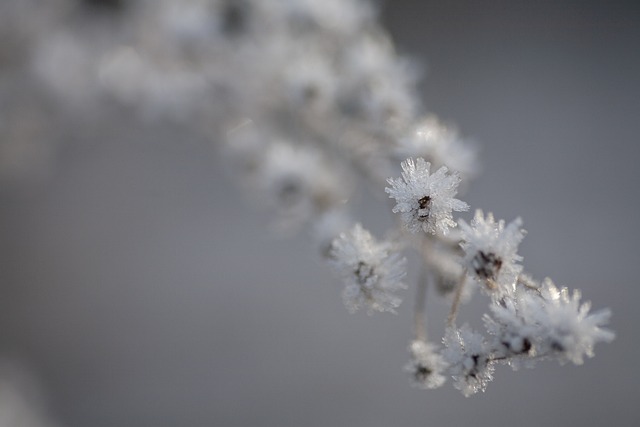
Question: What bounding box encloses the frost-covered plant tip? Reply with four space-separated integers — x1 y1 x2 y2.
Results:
329 223 407 314
385 157 468 235
13 0 614 397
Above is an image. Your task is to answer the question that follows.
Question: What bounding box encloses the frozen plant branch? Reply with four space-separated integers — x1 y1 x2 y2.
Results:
13 0 614 397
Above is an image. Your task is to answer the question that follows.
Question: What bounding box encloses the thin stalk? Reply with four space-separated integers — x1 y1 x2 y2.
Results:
414 262 429 342
413 237 432 342
447 270 467 327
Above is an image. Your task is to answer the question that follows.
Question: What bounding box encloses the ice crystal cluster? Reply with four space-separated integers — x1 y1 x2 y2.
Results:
385 157 469 235
329 224 407 314
1 0 614 397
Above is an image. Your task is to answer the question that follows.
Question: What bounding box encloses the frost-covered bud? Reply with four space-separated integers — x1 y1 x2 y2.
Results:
283 51 338 112
483 290 538 367
276 0 375 38
329 223 407 314
484 278 615 369
534 279 615 365
397 115 478 178
404 340 448 389
385 158 468 235
256 142 349 229
337 34 418 124
459 210 526 292
442 325 495 396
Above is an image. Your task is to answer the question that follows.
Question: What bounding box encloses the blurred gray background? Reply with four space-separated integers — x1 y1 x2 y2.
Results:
1 0 639 426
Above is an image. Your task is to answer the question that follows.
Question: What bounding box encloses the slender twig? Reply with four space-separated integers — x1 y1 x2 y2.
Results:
447 270 467 327
414 237 437 341
414 259 429 342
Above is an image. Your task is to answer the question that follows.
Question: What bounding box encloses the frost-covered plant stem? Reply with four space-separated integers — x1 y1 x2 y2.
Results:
447 270 467 328
413 239 431 342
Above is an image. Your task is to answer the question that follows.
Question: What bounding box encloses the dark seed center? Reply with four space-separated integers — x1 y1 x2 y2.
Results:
472 251 503 280
355 261 374 285
415 364 432 381
417 196 431 219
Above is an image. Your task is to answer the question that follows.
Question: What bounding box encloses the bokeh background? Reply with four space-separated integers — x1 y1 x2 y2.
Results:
1 0 639 426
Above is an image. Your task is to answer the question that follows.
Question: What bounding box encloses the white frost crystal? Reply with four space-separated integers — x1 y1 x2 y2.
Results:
484 278 615 369
329 224 407 314
483 287 539 369
534 279 615 365
459 210 526 291
443 325 495 397
404 340 448 389
385 157 468 235
257 141 348 229
397 115 478 178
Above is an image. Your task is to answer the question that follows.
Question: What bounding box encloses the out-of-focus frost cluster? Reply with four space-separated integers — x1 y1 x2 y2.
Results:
0 0 613 397
329 224 407 314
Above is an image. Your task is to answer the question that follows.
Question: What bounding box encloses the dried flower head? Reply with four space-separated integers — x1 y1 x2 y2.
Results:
396 115 478 178
404 340 448 389
484 277 615 370
329 223 407 314
443 324 495 397
385 157 468 235
534 279 615 365
459 210 526 291
255 141 348 230
483 287 539 368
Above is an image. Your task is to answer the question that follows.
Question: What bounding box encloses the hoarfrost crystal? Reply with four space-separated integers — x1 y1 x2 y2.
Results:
483 278 615 369
459 210 526 291
535 279 615 365
255 141 348 230
385 158 468 235
405 340 448 389
483 287 538 368
329 224 407 314
443 325 495 397
397 115 478 178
